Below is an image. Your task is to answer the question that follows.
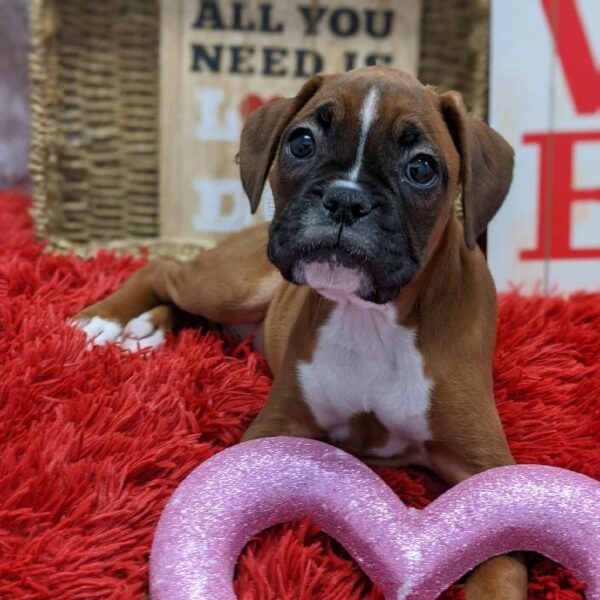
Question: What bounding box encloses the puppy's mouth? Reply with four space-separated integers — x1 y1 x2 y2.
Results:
268 220 416 304
292 248 373 300
295 246 364 270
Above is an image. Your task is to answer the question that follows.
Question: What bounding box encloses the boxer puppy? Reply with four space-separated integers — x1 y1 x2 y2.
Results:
76 67 527 598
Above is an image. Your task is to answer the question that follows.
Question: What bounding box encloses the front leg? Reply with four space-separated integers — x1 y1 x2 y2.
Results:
76 258 183 348
74 224 280 348
462 555 528 600
427 399 528 600
242 367 324 442
429 449 528 599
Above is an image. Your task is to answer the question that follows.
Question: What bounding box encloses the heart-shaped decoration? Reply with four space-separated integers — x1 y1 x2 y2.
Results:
150 437 600 600
239 93 283 120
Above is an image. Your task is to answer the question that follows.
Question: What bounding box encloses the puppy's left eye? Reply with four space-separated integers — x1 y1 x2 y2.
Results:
288 130 315 159
404 155 437 188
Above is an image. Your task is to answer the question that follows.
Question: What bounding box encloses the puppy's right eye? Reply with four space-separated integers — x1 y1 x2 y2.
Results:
404 155 438 189
288 130 315 159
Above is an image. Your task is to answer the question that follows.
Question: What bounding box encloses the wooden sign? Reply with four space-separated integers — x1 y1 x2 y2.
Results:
488 0 600 293
160 0 422 247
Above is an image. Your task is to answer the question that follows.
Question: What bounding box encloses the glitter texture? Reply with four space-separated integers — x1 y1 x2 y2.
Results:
150 437 600 600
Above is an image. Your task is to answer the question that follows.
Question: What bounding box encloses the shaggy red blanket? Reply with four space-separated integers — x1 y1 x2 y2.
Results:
0 189 598 599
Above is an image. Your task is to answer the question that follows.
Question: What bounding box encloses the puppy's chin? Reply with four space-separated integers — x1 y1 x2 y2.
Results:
293 260 373 302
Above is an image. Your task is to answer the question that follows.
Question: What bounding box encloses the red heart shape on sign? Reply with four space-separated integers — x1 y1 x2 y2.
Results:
239 94 283 120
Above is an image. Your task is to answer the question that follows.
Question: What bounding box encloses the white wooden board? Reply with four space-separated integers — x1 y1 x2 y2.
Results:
489 0 600 293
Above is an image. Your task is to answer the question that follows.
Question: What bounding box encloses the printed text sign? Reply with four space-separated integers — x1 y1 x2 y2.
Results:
160 0 421 247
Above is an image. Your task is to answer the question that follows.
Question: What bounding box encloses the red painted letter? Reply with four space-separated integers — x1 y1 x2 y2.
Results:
521 131 600 260
541 0 600 115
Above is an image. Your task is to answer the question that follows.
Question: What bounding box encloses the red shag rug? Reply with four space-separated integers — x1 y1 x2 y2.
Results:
0 188 598 600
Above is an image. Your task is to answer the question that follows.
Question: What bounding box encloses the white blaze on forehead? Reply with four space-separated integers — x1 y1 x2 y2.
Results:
330 179 362 191
348 86 380 182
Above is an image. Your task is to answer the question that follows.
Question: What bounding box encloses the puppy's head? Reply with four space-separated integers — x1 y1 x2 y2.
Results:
239 66 513 304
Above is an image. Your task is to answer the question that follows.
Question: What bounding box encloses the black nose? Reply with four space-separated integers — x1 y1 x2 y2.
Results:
322 188 376 224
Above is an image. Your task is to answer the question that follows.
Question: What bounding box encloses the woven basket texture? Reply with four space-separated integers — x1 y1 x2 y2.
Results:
29 0 488 257
29 0 160 255
419 0 490 119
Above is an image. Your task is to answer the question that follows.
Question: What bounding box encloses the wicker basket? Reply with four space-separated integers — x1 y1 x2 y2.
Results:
29 0 161 255
29 0 489 256
419 0 490 119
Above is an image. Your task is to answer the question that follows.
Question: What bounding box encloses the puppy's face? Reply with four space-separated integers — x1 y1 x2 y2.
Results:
267 72 460 304
240 67 514 304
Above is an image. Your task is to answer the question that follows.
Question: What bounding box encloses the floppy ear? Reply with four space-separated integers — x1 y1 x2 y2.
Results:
239 75 325 214
440 91 514 249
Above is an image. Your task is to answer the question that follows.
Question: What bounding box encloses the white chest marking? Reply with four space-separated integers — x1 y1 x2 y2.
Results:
348 86 380 182
298 300 433 458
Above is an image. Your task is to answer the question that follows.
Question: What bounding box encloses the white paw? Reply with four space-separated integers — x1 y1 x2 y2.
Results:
120 311 166 352
123 312 154 339
77 316 124 346
120 329 166 352
74 311 166 352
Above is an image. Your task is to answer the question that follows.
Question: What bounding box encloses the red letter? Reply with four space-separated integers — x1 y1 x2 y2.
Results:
540 0 600 115
521 131 600 260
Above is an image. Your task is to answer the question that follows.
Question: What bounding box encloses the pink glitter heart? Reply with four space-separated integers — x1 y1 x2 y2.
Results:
150 437 600 600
